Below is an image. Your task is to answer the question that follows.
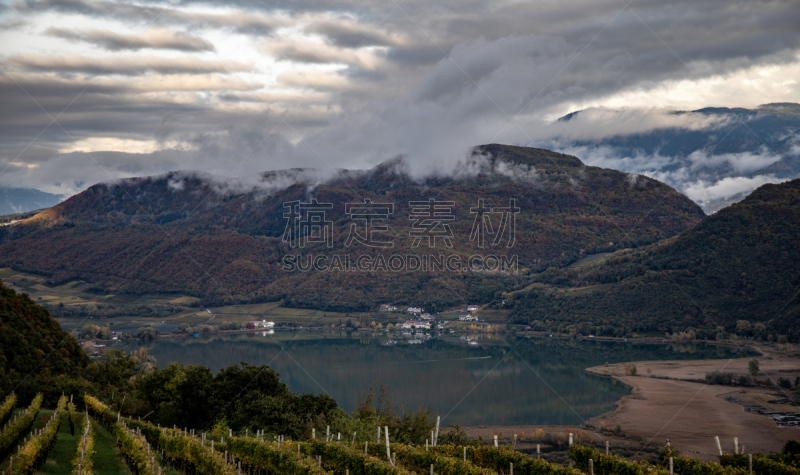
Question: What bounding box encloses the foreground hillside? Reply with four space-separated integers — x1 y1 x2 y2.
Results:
0 280 89 396
0 144 703 311
507 178 800 336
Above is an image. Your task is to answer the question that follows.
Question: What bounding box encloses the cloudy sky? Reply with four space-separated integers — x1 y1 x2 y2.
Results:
1 0 800 200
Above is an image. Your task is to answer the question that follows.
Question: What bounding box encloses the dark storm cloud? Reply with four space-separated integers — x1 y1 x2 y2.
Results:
305 20 397 48
46 27 214 52
17 0 166 21
4 0 800 201
385 45 446 66
18 0 283 35
7 55 252 76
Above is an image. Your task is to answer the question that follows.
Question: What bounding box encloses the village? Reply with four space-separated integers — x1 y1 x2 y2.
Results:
378 303 482 332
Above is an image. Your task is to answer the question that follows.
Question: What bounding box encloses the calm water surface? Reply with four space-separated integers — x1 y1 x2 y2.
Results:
124 332 749 426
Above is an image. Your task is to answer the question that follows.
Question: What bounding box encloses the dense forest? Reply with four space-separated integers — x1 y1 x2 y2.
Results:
0 145 703 312
505 179 800 339
0 280 90 399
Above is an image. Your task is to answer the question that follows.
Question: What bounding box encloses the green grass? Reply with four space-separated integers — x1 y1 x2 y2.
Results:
567 251 612 269
90 420 131 475
473 309 511 321
38 411 81 475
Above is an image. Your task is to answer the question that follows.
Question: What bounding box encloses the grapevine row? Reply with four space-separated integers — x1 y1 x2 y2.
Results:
0 393 16 426
366 441 496 474
8 395 67 475
720 453 800 475
72 409 95 475
130 421 327 475
84 395 165 475
434 444 582 475
0 394 43 458
86 397 235 475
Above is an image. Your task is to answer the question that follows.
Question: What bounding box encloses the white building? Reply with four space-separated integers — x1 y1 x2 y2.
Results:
378 304 398 312
250 320 275 328
407 307 423 314
401 320 430 330
458 315 478 322
467 305 479 312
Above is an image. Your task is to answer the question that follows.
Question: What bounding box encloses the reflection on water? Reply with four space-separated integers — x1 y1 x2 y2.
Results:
123 333 750 426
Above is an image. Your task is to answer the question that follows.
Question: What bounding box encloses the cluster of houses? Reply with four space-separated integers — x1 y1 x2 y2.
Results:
379 304 478 314
374 303 482 338
247 320 275 329
400 320 431 330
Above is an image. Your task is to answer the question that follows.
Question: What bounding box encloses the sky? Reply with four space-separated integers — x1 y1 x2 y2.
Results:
1 0 800 201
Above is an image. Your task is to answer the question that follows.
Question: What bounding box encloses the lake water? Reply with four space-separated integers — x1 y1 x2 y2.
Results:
123 332 750 427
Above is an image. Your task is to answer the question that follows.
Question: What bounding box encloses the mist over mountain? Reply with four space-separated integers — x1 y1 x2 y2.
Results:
542 103 800 213
0 144 703 312
0 187 62 215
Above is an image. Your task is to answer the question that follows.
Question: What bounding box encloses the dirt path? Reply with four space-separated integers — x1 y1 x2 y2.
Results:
586 355 800 461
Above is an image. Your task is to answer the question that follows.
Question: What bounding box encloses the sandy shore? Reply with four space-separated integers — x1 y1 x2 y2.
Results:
457 347 799 463
585 352 800 461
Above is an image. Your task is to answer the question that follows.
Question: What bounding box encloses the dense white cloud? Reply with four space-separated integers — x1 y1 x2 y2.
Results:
683 175 789 208
0 0 799 207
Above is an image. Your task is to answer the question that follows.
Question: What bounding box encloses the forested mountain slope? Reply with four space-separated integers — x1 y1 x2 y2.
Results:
507 179 800 337
0 144 704 311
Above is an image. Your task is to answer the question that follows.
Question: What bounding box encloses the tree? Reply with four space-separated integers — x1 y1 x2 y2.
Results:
88 349 136 387
735 320 751 336
82 324 100 339
135 362 214 428
136 327 160 340
748 359 760 377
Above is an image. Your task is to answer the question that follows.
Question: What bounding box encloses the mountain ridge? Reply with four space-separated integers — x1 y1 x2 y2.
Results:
0 144 704 312
506 178 800 336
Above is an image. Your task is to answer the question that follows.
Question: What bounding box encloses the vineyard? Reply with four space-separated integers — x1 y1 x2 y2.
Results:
0 394 797 474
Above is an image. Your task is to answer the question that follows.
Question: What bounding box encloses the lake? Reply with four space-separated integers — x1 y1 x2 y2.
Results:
123 331 750 427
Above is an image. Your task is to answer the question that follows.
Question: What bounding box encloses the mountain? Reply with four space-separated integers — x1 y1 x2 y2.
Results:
0 279 90 396
548 103 800 213
506 178 800 337
0 144 704 312
0 187 62 215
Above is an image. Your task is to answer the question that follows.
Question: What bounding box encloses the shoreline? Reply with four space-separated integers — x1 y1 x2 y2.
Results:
456 349 798 463
582 351 800 461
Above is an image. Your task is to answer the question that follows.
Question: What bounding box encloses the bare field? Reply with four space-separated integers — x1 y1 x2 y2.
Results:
586 351 800 461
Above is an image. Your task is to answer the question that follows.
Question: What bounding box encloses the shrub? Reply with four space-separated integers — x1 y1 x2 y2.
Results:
749 359 760 376
705 371 736 385
437 425 481 447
